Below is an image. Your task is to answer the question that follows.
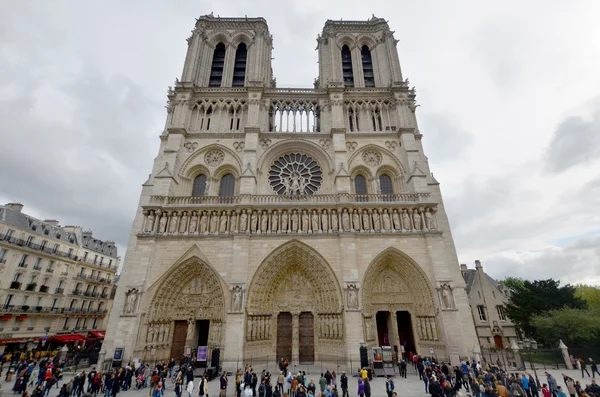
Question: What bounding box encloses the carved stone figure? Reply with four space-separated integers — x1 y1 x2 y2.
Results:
230 212 238 232
145 211 155 233
392 209 401 230
372 210 381 231
210 211 218 233
382 209 391 230
186 318 195 341
219 211 228 233
281 210 288 231
232 286 243 312
362 210 371 231
331 209 338 231
179 213 188 233
291 210 299 232
441 284 455 309
311 210 319 232
365 318 374 341
168 213 178 233
347 286 358 309
189 213 198 233
413 209 422 231
124 289 138 314
200 212 208 233
271 211 279 233
321 210 329 231
342 209 350 231
402 209 412 231
425 208 437 230
250 211 258 232
301 210 309 232
158 214 167 233
352 209 360 230
260 211 268 232
239 210 248 232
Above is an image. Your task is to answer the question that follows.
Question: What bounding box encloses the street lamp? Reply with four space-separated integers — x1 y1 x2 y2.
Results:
523 338 540 388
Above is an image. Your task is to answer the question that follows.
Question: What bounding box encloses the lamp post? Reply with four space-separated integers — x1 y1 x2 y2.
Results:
523 338 540 388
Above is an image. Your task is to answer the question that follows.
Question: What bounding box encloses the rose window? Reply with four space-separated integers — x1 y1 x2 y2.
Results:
268 153 322 195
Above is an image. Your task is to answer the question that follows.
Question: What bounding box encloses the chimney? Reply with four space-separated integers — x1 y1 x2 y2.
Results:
5 203 24 213
460 263 468 275
83 231 93 237
475 260 483 269
44 219 60 227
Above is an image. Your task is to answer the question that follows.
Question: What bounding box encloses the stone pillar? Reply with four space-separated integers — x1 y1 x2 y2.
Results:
559 340 573 369
292 313 300 364
390 312 401 356
510 340 525 371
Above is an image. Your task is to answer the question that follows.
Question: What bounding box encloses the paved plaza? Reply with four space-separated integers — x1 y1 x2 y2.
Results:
1 364 595 397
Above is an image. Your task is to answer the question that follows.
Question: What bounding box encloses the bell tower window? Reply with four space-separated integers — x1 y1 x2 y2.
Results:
232 43 247 87
209 43 226 87
341 45 354 87
361 45 375 87
379 174 394 195
218 174 235 196
192 174 207 197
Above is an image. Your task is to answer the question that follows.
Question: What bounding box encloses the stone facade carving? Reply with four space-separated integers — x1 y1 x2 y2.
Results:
346 284 359 310
439 283 455 309
362 150 382 167
184 142 198 152
231 285 244 312
318 314 344 339
124 288 140 315
416 316 439 341
384 141 398 150
204 149 225 167
346 141 358 152
233 141 245 152
246 315 272 341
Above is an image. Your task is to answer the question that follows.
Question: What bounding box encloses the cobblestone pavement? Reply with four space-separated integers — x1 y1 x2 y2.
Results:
1 365 595 397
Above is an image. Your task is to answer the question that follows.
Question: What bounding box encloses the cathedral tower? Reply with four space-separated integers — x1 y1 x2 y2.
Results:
101 14 478 369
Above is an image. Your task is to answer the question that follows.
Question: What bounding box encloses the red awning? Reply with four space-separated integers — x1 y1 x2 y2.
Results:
50 334 85 343
88 331 105 339
0 314 12 320
16 315 28 320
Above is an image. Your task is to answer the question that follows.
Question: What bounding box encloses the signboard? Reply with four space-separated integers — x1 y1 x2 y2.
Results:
429 347 435 356
372 347 382 362
197 346 208 362
113 348 124 361
381 346 393 363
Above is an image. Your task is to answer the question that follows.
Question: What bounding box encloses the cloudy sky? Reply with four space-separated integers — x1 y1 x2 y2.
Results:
1 1 599 284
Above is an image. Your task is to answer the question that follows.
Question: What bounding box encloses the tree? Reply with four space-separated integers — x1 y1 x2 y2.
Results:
575 284 600 310
504 278 587 338
531 307 600 347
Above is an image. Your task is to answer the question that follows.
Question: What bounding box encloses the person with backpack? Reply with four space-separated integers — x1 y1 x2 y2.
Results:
385 376 395 397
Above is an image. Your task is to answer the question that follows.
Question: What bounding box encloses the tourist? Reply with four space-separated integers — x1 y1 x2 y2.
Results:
278 372 285 395
541 384 551 397
319 374 327 394
546 373 558 396
307 380 316 396
385 376 395 397
423 372 429 394
199 375 208 397
429 376 443 397
579 360 591 378
522 374 532 397
590 359 600 379
245 384 254 397
340 373 348 397
174 378 183 397
220 371 229 397
363 379 371 397
152 382 163 397
357 378 364 397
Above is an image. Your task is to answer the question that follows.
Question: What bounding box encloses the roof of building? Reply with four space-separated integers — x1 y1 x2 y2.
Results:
462 268 501 295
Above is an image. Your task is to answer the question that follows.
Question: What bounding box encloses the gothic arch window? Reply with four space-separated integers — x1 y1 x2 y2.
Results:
209 43 226 87
361 45 375 87
232 43 247 87
218 174 235 196
341 45 354 87
348 107 360 132
379 174 394 195
354 174 368 202
192 174 207 197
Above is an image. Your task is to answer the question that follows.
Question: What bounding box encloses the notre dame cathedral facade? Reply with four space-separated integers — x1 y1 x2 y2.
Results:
101 14 478 368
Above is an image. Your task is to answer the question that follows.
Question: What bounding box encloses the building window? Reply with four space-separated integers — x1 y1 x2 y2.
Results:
69 300 76 309
341 45 354 87
218 174 235 196
51 299 57 310
83 252 88 261
67 248 73 257
36 297 42 306
192 174 207 197
58 280 64 288
75 318 80 329
18 254 28 267
232 43 247 87
52 244 59 254
209 43 226 87
47 261 55 272
361 45 375 87
0 248 6 262
26 236 34 247
22 296 29 305
63 318 69 330
13 273 22 282
379 174 394 195
492 291 496 299
348 107 359 132
94 255 98 264
354 175 368 195
497 305 507 321
40 240 47 250
477 305 487 321
4 294 14 309
92 318 98 329
4 229 15 240
477 291 481 299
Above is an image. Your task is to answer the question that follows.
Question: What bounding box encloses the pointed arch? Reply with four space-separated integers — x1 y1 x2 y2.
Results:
179 144 243 179
361 247 435 317
348 144 406 176
246 240 343 314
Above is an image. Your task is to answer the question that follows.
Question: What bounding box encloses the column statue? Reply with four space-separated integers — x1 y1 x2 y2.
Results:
321 210 329 232
341 209 350 231
179 212 188 233
188 212 198 233
219 211 228 233
392 209 401 230
210 211 218 233
200 211 208 233
239 210 248 232
311 209 320 232
250 210 258 232
145 211 155 233
281 210 288 232
425 208 437 230
271 211 279 233
413 209 422 231
168 212 178 233
331 209 339 231
382 209 391 230
291 210 299 232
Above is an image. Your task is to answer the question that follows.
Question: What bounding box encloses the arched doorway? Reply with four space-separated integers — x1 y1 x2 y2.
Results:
362 248 440 359
245 240 344 363
145 257 226 362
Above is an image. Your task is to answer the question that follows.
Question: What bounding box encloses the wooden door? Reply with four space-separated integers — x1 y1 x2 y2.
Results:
276 312 292 362
170 320 188 360
298 312 314 363
494 335 504 349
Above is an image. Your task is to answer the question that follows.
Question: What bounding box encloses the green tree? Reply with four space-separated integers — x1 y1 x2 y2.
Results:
504 278 586 337
531 307 600 347
575 284 600 310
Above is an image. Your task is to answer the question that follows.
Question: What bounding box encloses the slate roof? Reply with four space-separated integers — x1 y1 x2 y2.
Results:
0 205 78 245
462 268 502 295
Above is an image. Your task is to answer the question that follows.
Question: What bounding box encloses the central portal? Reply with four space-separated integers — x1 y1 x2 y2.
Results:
298 312 315 363
276 312 292 361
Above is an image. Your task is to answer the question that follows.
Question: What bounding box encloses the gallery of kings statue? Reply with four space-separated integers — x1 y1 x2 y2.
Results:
100 14 479 369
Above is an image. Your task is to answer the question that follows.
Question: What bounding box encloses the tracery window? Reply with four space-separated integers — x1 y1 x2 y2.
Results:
232 43 247 87
268 153 322 195
354 174 368 202
209 43 226 87
192 174 207 197
379 174 393 195
341 45 354 87
218 174 235 196
361 45 375 87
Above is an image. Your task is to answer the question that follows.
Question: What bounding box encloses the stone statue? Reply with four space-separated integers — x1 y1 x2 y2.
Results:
413 209 422 231
189 213 198 233
402 209 412 231
382 209 391 230
347 286 358 309
260 211 268 232
352 210 360 231
372 210 381 231
281 210 288 231
321 210 329 231
250 211 258 232
186 319 195 341
362 210 371 231
284 170 306 195
341 209 350 231
168 213 178 233
271 211 279 233
301 210 309 232
230 212 237 232
145 211 155 233
147 324 154 343
331 209 338 231
179 212 188 233
232 286 243 312
124 289 137 314
158 214 167 233
392 209 401 230
441 284 455 309
200 212 208 233
365 318 373 341
210 211 218 233
239 210 248 232
219 211 228 233
425 208 436 230
311 210 320 232
291 210 299 232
